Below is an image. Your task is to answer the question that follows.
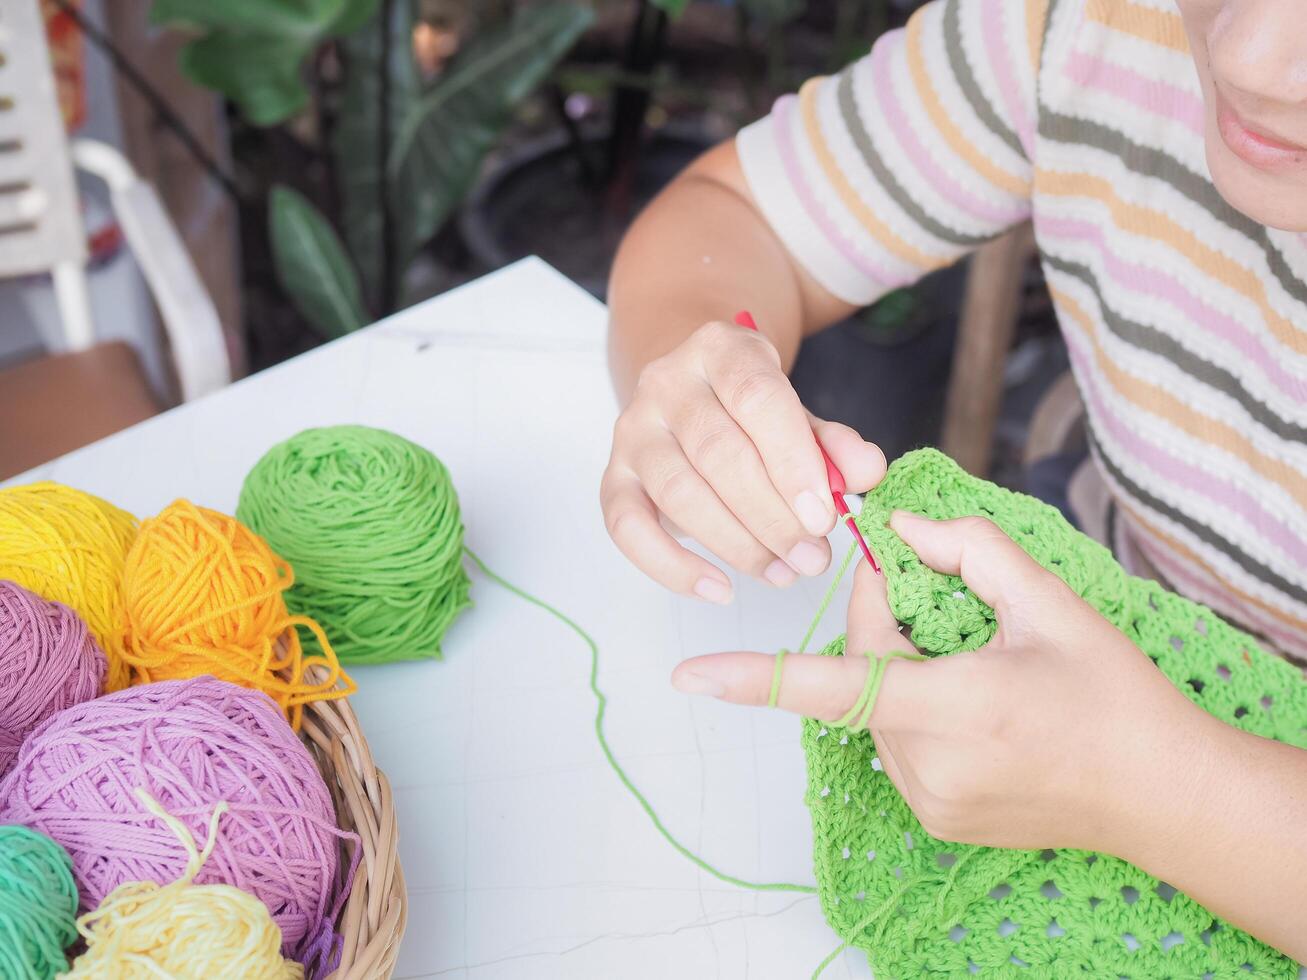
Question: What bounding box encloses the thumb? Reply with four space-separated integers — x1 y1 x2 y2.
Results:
847 558 915 658
671 648 939 731
888 511 1058 615
808 414 887 494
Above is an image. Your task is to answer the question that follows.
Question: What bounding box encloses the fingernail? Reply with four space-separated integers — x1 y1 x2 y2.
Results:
764 559 798 587
693 577 733 604
673 670 725 697
787 541 828 577
793 490 832 535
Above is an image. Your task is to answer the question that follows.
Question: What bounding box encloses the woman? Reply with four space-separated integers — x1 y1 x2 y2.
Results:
602 0 1307 959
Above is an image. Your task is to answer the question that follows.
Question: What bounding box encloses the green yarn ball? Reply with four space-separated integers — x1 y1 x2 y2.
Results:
0 825 78 979
237 425 472 665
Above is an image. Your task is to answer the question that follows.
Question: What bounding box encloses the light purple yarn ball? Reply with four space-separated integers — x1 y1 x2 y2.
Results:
0 675 352 971
0 580 105 779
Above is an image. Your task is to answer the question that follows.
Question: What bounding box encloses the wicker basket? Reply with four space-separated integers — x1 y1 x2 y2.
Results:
299 664 407 979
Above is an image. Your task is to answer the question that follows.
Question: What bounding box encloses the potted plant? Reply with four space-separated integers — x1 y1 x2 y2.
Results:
146 0 594 346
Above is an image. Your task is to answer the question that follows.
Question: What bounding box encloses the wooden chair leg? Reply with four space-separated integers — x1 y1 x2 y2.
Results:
1023 369 1085 468
940 222 1036 477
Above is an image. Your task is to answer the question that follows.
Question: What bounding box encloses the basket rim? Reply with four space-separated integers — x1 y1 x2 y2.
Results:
300 662 407 980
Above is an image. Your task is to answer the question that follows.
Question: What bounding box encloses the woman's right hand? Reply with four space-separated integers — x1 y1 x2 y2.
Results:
600 319 887 603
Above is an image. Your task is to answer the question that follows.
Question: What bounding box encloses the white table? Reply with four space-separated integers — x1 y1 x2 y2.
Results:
9 258 866 979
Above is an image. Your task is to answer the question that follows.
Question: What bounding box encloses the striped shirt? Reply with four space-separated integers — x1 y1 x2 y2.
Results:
737 0 1307 661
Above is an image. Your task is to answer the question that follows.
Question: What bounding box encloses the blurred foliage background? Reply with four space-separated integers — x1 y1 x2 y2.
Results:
121 0 1058 480
140 0 925 366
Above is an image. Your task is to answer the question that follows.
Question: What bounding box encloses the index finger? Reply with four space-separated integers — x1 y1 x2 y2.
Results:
671 648 942 732
700 325 835 535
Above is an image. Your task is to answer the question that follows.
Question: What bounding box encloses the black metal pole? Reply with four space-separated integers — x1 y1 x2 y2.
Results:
377 0 397 314
604 0 668 215
49 0 243 203
550 83 597 188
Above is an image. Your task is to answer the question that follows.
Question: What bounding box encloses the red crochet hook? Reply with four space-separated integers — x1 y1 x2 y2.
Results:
733 310 881 574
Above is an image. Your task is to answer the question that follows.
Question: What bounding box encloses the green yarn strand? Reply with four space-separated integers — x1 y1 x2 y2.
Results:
463 548 817 896
833 651 927 730
767 650 788 708
769 542 863 710
0 826 78 979
799 543 858 655
466 525 867 898
238 426 471 664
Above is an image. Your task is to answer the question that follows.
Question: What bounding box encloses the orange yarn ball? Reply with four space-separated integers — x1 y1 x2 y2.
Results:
118 501 354 729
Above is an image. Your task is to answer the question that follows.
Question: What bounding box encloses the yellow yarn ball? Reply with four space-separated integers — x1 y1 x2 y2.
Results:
60 789 304 980
0 482 137 691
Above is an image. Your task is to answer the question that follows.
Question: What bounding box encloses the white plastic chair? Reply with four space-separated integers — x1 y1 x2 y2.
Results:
0 0 230 402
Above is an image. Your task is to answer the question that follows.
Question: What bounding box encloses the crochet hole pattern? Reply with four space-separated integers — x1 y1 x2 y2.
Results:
801 450 1307 978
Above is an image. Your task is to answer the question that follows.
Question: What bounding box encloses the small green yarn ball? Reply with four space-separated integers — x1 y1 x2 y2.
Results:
0 825 78 979
237 425 472 665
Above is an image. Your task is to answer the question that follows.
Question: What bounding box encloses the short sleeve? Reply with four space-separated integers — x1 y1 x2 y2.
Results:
737 0 1045 306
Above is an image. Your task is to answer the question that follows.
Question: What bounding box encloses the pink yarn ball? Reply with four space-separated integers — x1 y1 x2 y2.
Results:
0 580 105 779
0 675 354 972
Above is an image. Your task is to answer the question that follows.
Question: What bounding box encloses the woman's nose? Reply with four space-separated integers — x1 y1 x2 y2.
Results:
1207 0 1307 104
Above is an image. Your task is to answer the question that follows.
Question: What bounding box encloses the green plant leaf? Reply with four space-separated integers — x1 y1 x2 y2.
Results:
151 0 380 125
328 0 386 35
151 0 356 36
180 34 310 126
268 185 368 338
741 0 804 27
646 0 692 17
387 2 593 284
334 0 419 313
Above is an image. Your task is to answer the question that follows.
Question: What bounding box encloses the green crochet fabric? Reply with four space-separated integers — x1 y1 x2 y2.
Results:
804 449 1307 978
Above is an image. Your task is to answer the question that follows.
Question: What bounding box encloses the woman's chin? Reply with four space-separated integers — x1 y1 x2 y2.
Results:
1205 139 1307 232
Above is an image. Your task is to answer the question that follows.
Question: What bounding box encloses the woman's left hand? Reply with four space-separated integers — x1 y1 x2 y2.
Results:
672 510 1211 856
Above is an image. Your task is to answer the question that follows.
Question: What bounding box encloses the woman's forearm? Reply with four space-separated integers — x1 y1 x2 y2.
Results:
606 140 854 403
1123 710 1307 961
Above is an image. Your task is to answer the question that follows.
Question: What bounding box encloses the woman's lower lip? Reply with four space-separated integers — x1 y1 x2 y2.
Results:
1216 98 1307 173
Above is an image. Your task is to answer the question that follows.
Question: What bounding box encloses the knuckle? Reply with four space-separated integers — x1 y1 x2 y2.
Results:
598 466 617 505
603 504 636 543
751 512 796 549
652 466 700 510
687 417 743 471
719 535 776 579
956 515 999 538
695 319 734 349
635 354 678 396
601 488 639 542
611 408 643 448
767 449 815 491
696 320 780 368
726 367 787 419
632 367 660 398
599 462 626 507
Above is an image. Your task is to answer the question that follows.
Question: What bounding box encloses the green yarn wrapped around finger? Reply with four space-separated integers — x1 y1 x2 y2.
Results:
0 825 78 979
237 426 471 664
801 449 1307 977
